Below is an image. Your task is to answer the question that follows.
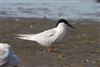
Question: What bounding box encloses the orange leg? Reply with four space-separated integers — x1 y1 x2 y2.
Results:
48 46 54 54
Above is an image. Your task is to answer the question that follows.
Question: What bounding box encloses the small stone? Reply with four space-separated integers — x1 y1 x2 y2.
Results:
30 25 33 28
84 59 89 63
92 61 96 63
75 46 78 48
58 54 65 59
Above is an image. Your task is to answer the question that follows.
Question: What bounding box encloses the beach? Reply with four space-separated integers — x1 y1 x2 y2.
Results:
0 18 100 67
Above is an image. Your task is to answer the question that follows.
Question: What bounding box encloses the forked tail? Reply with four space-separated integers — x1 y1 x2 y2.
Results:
17 34 36 41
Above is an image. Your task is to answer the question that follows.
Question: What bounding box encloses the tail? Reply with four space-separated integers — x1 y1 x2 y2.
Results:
16 34 36 41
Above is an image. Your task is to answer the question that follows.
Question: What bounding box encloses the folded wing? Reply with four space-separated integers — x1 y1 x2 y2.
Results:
17 28 56 41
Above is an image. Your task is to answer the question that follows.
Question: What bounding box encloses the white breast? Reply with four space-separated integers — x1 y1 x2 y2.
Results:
55 23 67 42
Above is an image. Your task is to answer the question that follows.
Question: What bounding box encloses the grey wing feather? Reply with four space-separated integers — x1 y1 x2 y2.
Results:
36 28 56 38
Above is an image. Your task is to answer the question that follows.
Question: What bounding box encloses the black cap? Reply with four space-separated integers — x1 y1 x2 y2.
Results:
56 19 76 29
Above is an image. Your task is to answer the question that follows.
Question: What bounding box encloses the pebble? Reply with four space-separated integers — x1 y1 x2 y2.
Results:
84 59 89 63
92 61 96 63
58 54 65 59
30 25 34 28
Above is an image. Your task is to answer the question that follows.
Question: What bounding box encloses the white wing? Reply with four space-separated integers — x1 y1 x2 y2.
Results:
0 43 9 65
17 28 56 41
0 43 20 65
36 28 56 38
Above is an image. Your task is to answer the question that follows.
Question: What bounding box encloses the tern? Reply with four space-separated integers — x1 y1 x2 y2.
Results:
17 19 75 54
0 43 20 67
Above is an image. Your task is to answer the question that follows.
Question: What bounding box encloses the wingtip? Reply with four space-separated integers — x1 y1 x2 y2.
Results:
15 33 36 41
16 34 27 37
15 34 26 39
16 36 28 40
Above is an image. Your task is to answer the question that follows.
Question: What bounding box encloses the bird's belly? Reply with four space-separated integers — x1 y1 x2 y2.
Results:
36 38 54 46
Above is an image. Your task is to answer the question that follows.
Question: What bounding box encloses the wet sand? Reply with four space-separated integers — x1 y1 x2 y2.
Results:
0 18 100 67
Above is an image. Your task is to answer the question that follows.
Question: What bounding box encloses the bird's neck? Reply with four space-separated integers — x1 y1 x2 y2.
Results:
56 23 67 30
56 23 67 36
55 23 67 40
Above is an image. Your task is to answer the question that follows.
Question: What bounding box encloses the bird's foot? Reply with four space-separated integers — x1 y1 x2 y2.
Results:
48 47 54 54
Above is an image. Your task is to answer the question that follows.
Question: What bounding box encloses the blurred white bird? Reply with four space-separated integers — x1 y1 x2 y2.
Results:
17 19 75 54
0 43 20 67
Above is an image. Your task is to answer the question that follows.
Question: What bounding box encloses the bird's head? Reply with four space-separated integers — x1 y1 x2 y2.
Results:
56 19 76 29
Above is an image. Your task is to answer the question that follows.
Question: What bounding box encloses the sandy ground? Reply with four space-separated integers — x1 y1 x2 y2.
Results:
0 18 100 67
